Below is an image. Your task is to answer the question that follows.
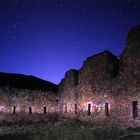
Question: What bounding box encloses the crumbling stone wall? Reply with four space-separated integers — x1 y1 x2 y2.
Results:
58 70 79 117
59 51 119 120
120 25 140 88
58 25 140 127
0 87 11 113
79 50 119 86
74 51 118 121
0 25 140 127
0 86 58 115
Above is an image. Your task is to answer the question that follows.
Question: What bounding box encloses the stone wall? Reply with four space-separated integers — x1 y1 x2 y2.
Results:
120 25 140 88
79 50 119 86
0 25 140 127
58 25 140 127
58 70 79 117
0 86 58 115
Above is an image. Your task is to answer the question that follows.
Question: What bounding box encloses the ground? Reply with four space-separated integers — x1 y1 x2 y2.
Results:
0 114 140 140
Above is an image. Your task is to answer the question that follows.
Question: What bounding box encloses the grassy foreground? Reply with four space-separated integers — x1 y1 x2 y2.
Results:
0 114 140 140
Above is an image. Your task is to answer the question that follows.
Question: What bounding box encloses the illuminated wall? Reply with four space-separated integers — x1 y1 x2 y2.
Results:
0 87 58 114
58 25 140 127
0 25 140 127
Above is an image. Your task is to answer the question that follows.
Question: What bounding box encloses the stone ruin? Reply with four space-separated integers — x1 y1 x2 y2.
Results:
0 74 58 115
0 25 140 127
58 25 140 127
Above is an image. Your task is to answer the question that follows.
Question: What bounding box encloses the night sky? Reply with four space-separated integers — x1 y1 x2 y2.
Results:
0 0 140 84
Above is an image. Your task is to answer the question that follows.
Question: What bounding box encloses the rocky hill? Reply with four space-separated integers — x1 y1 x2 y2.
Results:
0 72 58 92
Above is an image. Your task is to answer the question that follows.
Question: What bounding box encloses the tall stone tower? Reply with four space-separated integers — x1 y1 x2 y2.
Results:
120 25 140 87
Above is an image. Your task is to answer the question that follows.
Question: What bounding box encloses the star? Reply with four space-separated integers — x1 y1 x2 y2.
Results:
60 4 64 8
106 32 110 37
14 0 18 3
79 27 84 31
107 26 111 31
76 46 80 49
99 13 103 17
36 0 41 4
92 36 96 40
77 5 81 8
73 33 77 37
49 19 53 24
118 49 121 53
112 39 116 43
12 36 16 40
81 9 86 13
119 12 122 15
55 30 59 33
111 11 115 15
134 6 137 9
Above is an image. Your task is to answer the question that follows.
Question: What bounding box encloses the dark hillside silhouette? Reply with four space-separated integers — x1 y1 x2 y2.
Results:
0 72 58 92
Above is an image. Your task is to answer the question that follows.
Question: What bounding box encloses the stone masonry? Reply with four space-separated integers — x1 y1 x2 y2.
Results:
58 25 140 127
0 25 139 127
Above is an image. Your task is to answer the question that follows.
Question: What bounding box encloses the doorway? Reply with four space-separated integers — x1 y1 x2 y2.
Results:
88 104 91 116
75 104 77 114
132 101 138 118
105 103 109 116
44 107 46 114
29 107 32 114
13 106 16 114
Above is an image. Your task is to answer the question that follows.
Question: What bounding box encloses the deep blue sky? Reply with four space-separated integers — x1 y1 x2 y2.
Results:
0 0 140 84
